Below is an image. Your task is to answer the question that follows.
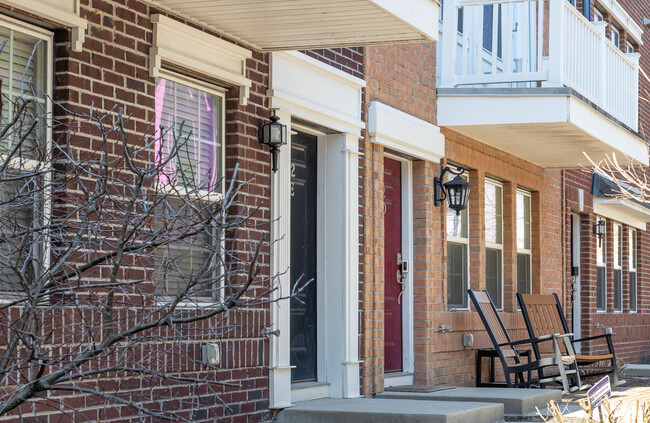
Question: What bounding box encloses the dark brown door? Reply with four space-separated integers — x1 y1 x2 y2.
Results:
384 157 403 372
290 132 318 382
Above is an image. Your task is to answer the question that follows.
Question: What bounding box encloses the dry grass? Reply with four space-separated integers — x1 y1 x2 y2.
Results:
537 399 650 423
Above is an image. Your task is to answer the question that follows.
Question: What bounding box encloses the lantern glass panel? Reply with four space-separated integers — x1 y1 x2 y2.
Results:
270 124 282 144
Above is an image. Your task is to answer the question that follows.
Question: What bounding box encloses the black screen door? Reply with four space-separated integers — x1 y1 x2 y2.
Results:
290 132 318 382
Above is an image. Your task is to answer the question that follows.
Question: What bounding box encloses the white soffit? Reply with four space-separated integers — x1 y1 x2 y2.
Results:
149 0 439 51
437 93 649 168
594 199 650 230
150 14 252 105
2 0 87 51
268 51 365 135
368 101 444 163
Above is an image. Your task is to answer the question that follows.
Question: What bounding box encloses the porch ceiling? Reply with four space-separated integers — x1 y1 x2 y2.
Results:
149 0 440 51
437 89 649 169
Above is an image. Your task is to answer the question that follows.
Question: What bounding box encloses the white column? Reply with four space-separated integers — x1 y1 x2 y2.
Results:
440 0 458 88
592 21 607 108
547 0 566 87
268 109 293 409
324 133 361 399
626 52 640 131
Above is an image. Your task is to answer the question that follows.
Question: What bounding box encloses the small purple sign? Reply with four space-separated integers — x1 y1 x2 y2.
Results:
588 375 612 409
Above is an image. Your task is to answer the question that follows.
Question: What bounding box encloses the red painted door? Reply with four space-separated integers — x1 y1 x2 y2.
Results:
384 157 403 372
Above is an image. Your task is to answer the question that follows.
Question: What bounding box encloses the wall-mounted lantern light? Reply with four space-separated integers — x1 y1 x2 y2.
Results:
434 166 471 216
258 109 287 173
593 219 605 247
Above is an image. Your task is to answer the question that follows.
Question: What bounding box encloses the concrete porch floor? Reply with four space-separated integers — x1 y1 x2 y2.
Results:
274 398 504 423
377 387 562 415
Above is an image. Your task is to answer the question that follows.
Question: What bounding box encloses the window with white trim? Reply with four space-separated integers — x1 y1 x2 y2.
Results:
153 73 225 300
447 170 469 309
613 223 622 312
596 217 606 312
593 9 603 22
629 228 637 312
0 18 51 294
485 180 503 309
516 190 531 296
610 26 620 49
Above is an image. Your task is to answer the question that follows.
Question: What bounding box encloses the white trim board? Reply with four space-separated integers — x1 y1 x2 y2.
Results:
150 14 252 105
368 101 444 163
2 0 87 51
269 51 365 136
596 0 643 45
593 198 650 230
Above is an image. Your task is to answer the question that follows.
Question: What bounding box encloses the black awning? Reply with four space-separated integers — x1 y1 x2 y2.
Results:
591 173 650 210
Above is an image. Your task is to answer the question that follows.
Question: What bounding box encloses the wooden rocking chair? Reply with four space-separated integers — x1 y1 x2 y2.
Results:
469 289 581 393
517 293 619 384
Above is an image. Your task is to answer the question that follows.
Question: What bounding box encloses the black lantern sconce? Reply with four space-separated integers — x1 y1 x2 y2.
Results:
434 166 471 215
593 219 605 247
258 109 287 173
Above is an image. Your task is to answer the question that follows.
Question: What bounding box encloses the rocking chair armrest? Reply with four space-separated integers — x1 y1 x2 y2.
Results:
499 333 567 348
573 333 615 343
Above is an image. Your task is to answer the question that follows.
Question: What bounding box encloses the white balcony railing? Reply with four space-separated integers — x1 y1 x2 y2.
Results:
440 0 640 130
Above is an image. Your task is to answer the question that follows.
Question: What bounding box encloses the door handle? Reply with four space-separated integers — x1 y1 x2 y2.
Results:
397 253 408 304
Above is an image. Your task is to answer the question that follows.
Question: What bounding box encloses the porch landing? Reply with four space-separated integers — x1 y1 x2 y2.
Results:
274 398 504 423
624 364 650 377
377 387 561 415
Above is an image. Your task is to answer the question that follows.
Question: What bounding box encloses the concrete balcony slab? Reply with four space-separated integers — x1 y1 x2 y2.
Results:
275 398 504 423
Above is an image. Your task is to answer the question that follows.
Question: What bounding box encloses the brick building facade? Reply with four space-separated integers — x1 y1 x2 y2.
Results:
0 0 648 421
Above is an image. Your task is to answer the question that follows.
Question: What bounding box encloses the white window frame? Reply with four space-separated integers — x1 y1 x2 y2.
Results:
613 223 622 312
610 26 620 48
516 190 532 297
596 216 607 312
593 9 604 22
153 69 226 307
485 178 504 310
446 170 470 310
0 16 53 303
629 228 637 313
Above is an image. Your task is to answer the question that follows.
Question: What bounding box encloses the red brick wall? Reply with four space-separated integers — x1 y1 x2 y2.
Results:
441 128 565 386
360 42 440 395
564 168 650 363
0 1 273 421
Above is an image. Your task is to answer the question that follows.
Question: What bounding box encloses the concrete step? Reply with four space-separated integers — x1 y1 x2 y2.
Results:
624 364 650 377
378 387 561 415
275 398 504 423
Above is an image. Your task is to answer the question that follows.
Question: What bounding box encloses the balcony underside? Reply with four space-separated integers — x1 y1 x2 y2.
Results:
150 0 439 51
437 88 648 168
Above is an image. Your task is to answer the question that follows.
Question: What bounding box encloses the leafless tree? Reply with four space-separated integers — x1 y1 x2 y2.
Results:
587 69 650 203
587 153 650 203
0 53 279 421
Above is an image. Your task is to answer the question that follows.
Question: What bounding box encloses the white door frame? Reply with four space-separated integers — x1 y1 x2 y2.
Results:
267 51 365 408
383 154 415 388
571 213 582 353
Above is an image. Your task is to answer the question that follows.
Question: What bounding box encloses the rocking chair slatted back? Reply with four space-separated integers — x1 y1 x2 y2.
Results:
471 290 517 359
519 294 567 355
